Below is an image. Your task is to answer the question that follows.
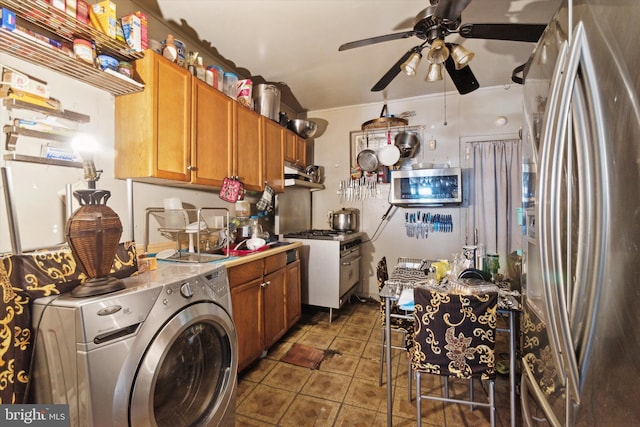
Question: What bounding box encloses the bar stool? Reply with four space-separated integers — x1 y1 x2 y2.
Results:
411 286 498 427
376 257 413 400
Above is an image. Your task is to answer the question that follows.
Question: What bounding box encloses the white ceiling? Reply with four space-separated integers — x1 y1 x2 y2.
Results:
156 0 560 112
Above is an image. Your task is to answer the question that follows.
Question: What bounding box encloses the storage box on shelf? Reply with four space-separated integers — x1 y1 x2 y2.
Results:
0 0 144 96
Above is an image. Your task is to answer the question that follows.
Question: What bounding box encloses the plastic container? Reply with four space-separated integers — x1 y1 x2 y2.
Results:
117 61 134 78
73 39 94 65
96 55 119 71
223 72 238 99
212 66 224 91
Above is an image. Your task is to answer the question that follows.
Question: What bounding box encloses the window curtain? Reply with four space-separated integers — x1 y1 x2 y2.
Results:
470 139 521 276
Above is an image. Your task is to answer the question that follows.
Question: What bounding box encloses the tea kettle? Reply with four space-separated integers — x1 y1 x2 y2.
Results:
328 208 359 232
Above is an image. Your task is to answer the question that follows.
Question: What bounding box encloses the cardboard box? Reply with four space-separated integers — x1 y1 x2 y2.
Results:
121 12 148 52
89 0 116 39
0 7 16 31
1 66 49 99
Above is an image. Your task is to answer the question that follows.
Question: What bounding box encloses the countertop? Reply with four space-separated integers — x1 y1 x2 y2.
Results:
149 241 303 269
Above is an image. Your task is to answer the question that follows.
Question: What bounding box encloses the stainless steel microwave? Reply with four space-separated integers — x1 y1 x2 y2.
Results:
388 167 462 207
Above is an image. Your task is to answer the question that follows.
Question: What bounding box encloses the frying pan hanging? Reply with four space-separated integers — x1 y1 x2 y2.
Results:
357 135 379 172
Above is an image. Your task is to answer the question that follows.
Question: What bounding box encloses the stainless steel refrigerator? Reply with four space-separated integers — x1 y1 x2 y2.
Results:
520 1 640 425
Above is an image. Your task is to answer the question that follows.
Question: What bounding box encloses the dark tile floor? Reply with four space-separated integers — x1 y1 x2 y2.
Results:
235 299 517 426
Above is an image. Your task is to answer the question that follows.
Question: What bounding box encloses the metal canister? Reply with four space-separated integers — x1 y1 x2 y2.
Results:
252 83 280 121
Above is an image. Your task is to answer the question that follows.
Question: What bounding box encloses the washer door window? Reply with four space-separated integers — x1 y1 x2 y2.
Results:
130 302 236 426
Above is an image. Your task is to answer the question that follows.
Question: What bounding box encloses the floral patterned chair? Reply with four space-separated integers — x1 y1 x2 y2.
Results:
0 242 138 404
411 286 498 427
377 256 414 400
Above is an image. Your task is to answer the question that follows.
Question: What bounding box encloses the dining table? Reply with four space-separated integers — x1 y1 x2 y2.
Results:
380 263 521 427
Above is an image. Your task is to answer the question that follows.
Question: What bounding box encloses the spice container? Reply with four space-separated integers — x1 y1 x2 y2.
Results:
223 72 238 99
73 39 94 65
117 61 134 77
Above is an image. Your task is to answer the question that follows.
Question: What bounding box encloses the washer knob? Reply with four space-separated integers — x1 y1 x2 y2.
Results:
180 282 193 298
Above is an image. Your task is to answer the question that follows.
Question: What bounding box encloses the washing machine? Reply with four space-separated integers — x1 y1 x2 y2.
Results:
30 261 237 427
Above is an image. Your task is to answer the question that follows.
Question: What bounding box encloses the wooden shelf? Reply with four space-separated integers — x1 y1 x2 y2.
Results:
0 0 145 96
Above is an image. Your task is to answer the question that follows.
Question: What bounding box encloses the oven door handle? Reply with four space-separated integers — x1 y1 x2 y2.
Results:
341 256 361 266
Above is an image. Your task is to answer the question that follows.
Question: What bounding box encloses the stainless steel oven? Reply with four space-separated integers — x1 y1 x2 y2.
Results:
283 230 363 321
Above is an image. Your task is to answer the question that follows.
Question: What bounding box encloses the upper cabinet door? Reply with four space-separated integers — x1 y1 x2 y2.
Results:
115 51 191 182
191 79 234 186
263 118 284 192
155 58 191 180
235 106 263 191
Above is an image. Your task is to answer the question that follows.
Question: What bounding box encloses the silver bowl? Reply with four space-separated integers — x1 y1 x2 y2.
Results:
288 119 318 139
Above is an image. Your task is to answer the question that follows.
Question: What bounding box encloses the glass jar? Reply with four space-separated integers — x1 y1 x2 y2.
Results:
249 216 262 238
234 200 250 217
223 72 238 99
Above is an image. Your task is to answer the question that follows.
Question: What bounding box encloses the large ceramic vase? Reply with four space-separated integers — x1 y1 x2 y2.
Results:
65 189 125 297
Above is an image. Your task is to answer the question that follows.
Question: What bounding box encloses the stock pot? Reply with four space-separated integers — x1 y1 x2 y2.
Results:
328 208 359 232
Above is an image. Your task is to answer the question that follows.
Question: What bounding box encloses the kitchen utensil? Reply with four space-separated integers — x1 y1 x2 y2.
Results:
378 144 401 166
361 104 408 131
288 119 318 139
246 237 266 250
328 208 359 231
395 131 420 158
357 148 378 172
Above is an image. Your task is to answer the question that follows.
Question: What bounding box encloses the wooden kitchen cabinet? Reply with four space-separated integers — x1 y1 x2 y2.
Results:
284 130 307 167
235 106 264 192
286 258 302 327
228 249 301 372
115 51 191 183
263 118 285 192
228 259 265 371
191 78 234 187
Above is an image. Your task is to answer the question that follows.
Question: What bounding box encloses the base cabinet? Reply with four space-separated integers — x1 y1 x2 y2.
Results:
229 249 300 372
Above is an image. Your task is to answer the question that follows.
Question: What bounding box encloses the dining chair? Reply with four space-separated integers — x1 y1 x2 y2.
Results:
376 257 413 400
411 286 498 427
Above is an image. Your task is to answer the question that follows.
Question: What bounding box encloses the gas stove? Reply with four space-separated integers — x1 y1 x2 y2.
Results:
283 229 362 242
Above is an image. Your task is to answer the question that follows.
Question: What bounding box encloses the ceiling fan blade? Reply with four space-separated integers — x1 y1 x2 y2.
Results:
459 23 546 42
338 31 415 51
444 53 479 94
435 0 472 21
371 50 414 92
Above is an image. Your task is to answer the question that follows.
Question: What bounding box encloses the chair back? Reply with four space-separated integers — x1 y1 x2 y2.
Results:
411 286 498 380
376 256 388 291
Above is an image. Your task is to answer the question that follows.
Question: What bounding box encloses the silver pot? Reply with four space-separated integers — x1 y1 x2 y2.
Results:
328 208 359 232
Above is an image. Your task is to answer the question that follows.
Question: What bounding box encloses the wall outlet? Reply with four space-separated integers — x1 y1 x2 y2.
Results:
428 139 437 150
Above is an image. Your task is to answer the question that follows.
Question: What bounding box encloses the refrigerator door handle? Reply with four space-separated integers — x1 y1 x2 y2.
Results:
547 22 605 405
538 39 569 388
521 359 562 427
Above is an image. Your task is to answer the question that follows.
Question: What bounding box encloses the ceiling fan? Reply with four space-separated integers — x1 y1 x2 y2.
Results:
338 0 546 95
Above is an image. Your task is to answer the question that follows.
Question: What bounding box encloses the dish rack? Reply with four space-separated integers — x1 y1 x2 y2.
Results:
144 207 230 263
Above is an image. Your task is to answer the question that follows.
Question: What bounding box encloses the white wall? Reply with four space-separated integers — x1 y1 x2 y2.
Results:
308 84 523 298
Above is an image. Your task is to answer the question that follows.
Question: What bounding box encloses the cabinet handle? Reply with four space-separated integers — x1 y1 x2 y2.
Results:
261 281 271 288
187 165 196 171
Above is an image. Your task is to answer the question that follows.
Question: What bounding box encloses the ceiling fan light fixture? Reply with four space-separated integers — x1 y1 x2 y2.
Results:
426 38 450 65
425 62 443 82
401 51 422 76
451 44 475 70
